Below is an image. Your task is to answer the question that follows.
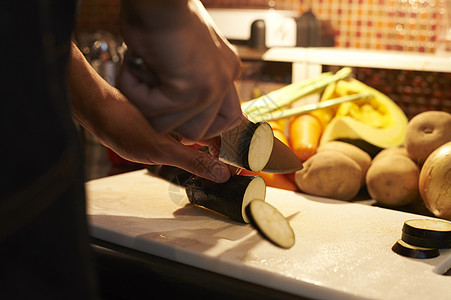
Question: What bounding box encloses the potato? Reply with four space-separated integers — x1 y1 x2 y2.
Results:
419 141 451 221
295 150 362 201
317 141 371 186
372 146 408 163
405 111 451 165
366 155 420 207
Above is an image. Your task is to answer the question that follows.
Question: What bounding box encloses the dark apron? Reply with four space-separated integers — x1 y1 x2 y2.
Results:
1 1 99 298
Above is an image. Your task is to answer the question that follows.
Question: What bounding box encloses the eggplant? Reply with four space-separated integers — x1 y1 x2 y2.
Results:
186 175 266 223
186 175 295 248
219 120 274 172
401 219 451 249
245 199 295 249
392 239 440 259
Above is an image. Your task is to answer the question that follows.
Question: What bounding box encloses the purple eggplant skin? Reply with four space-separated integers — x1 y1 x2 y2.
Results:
186 175 263 223
402 232 451 249
392 240 439 259
220 121 272 172
402 220 451 249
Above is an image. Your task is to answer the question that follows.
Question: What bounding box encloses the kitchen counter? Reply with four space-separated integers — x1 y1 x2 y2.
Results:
235 45 451 73
234 45 451 84
86 169 451 299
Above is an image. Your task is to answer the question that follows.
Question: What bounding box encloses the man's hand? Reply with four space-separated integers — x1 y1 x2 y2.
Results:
69 42 234 182
118 0 243 141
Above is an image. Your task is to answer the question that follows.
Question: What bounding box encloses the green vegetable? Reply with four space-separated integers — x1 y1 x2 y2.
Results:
250 92 372 122
242 67 353 121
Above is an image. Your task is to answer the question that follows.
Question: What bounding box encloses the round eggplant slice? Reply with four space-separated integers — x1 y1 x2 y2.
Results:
402 219 451 249
246 200 295 249
247 122 274 172
392 239 439 259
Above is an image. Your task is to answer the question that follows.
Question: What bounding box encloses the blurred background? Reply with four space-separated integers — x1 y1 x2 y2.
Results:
73 0 451 180
75 0 451 53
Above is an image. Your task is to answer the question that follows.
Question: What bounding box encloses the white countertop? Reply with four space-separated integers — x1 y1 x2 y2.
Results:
86 170 451 300
236 45 451 73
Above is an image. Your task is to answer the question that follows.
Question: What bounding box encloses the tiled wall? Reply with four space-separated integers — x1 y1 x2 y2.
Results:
75 0 450 54
201 0 299 9
306 0 449 53
202 0 450 54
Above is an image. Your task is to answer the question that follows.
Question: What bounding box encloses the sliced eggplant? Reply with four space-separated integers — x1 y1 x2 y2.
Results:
245 200 295 249
401 219 451 249
392 239 440 259
219 119 274 172
186 175 266 223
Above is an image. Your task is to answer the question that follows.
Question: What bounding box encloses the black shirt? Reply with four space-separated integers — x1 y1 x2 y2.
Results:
1 1 99 298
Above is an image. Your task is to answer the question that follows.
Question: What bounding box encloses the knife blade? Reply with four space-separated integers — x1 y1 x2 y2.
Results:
262 135 303 174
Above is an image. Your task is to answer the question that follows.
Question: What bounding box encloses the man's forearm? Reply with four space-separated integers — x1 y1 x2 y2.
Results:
67 42 142 150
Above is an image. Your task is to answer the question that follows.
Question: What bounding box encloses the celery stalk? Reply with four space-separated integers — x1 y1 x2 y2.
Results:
248 92 373 122
241 72 332 115
243 67 352 117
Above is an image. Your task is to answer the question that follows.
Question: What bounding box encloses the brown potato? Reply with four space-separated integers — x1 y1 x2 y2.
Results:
372 146 408 163
405 111 451 165
366 155 420 207
317 141 371 186
295 150 362 201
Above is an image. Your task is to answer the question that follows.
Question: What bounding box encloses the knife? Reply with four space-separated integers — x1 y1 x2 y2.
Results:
263 135 303 173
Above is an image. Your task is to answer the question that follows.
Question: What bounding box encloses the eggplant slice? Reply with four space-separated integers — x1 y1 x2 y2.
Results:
402 219 451 249
246 200 295 249
392 239 440 259
186 175 266 223
219 119 274 172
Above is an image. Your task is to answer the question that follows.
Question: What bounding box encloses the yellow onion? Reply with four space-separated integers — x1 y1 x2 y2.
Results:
419 141 451 220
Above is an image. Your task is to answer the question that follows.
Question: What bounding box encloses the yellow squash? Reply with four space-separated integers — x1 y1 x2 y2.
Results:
319 79 408 149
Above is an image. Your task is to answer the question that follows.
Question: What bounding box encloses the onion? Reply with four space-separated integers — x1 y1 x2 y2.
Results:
419 141 451 220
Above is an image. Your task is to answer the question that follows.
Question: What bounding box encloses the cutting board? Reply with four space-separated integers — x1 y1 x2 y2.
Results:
86 169 451 300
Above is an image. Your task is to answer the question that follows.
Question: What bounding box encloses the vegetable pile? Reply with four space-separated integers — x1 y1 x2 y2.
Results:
240 68 451 221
